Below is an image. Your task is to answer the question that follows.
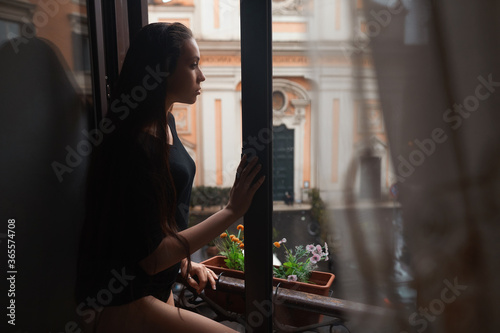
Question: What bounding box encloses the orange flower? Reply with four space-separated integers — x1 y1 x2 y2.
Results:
232 237 240 243
239 243 244 249
274 242 281 248
220 232 227 238
237 224 244 231
229 234 235 240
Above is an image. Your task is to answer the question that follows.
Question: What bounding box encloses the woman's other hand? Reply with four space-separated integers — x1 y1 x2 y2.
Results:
181 259 218 294
225 154 265 218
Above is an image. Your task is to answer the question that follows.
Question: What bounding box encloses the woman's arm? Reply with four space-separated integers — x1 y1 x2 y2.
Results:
139 155 264 275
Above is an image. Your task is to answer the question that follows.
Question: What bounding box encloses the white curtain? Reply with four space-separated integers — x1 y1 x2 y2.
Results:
317 0 500 332
368 0 499 331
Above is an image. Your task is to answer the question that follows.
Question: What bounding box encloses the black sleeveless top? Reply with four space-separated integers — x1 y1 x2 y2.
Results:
76 113 195 306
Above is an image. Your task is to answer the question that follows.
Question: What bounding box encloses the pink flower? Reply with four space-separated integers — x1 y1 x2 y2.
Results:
280 238 287 244
316 245 323 254
310 253 321 264
306 244 315 252
287 275 297 282
324 242 329 255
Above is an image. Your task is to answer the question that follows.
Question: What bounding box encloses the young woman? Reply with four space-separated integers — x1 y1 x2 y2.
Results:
76 22 264 332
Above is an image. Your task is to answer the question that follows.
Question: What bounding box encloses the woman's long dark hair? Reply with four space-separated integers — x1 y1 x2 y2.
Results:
78 23 193 301
106 22 193 237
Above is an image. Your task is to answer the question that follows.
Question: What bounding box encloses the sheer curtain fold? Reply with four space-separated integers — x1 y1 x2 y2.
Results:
366 0 500 332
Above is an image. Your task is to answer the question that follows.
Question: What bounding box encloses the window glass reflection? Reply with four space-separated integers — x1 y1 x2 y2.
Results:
0 1 92 330
0 0 92 97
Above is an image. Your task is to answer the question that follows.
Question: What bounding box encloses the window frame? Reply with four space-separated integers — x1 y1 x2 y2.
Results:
240 1 274 332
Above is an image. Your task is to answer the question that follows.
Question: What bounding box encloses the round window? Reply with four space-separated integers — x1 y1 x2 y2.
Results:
272 90 286 111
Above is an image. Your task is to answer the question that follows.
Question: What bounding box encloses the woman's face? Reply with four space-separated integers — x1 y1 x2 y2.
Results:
166 37 206 105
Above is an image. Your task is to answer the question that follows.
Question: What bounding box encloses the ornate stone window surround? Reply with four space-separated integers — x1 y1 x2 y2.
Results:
272 78 311 202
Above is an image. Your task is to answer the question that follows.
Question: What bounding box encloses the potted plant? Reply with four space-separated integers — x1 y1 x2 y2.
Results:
201 226 335 327
218 224 245 271
271 238 333 326
201 225 246 313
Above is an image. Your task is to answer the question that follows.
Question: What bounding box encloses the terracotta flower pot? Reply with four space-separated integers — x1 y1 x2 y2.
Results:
201 256 247 314
272 270 335 327
201 255 335 327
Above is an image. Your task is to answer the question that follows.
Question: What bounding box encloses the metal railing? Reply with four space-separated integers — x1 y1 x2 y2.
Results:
176 274 394 333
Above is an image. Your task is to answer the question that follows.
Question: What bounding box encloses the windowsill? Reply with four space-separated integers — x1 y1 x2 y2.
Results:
190 202 313 214
273 201 311 211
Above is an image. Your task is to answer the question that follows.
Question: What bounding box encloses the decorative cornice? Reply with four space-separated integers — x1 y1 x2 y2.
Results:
199 40 372 56
0 0 36 23
199 54 373 69
272 0 310 16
